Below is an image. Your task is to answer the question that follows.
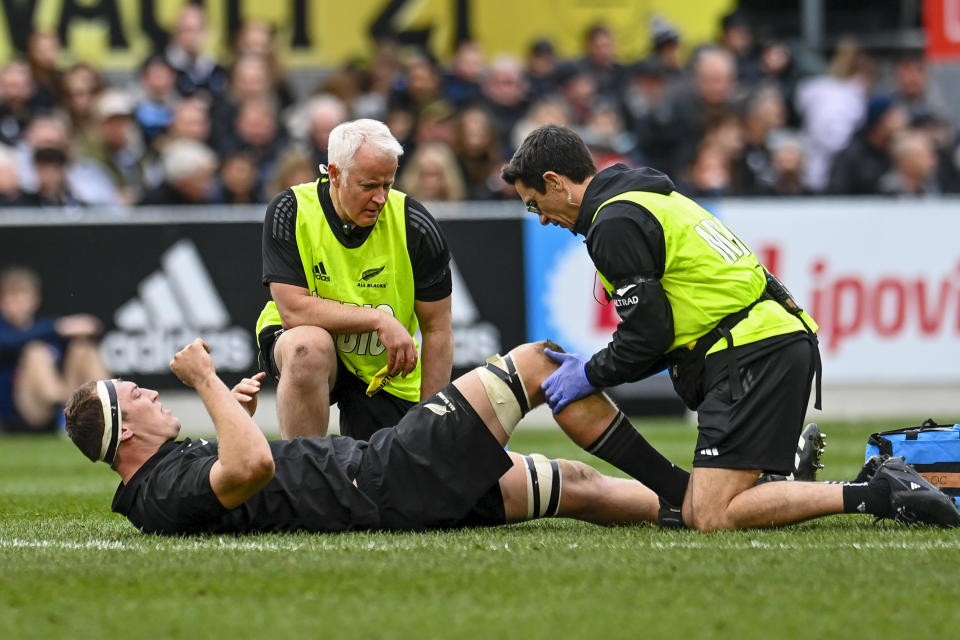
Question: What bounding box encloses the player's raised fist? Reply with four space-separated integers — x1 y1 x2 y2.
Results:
170 338 215 387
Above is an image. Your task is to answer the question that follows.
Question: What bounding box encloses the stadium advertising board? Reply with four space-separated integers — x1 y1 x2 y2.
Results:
0 220 265 389
0 0 730 69
925 0 960 61
438 218 525 377
719 198 960 384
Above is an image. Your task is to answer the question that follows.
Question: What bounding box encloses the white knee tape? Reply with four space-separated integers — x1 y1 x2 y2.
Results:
477 365 523 435
485 353 531 407
524 453 562 519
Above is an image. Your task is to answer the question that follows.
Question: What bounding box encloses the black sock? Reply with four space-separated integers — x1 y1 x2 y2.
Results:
585 412 689 506
842 481 890 516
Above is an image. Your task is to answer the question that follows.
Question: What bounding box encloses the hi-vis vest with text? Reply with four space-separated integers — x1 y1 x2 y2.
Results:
593 190 818 356
256 179 420 401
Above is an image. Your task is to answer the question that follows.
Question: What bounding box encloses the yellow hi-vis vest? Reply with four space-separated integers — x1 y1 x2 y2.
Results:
593 190 817 356
256 180 421 401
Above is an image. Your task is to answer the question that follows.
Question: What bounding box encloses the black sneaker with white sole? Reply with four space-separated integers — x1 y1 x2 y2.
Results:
869 456 960 528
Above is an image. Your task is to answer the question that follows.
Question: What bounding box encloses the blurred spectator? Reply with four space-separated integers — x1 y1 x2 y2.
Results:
623 59 674 169
646 16 684 86
165 96 212 145
452 105 505 200
554 63 598 126
912 112 960 192
19 147 85 208
412 100 457 149
581 100 638 169
511 97 571 150
139 139 217 205
828 94 908 194
133 54 179 147
443 39 486 107
86 90 149 205
17 112 117 205
700 112 744 161
163 4 229 100
213 149 262 204
663 46 738 176
0 61 40 146
753 38 811 127
718 10 759 83
16 115 67 190
388 51 446 122
60 63 106 156
221 97 287 185
878 129 940 196
299 94 349 168
315 67 363 112
0 145 26 205
481 56 530 150
764 130 811 196
578 24 627 101
0 265 108 434
733 85 787 194
265 148 317 196
211 54 277 152
350 38 403 121
230 20 295 111
679 142 733 198
525 39 559 97
795 38 872 192
397 142 466 202
384 106 416 153
892 53 952 129
25 30 62 108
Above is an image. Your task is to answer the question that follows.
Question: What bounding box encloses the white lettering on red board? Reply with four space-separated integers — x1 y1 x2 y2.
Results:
761 245 960 354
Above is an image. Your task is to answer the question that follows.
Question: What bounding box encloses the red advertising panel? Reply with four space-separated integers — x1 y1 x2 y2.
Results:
926 0 960 61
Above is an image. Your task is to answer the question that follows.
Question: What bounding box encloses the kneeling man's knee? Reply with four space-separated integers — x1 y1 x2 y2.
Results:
276 327 336 382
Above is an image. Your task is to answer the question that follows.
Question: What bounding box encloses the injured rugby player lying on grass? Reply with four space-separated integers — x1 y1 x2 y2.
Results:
63 338 959 535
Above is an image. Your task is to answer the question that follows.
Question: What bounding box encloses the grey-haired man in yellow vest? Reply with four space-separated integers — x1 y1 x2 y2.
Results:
256 119 453 441
501 124 959 531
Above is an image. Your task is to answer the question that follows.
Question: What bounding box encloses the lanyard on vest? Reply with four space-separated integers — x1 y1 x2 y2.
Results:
671 283 822 411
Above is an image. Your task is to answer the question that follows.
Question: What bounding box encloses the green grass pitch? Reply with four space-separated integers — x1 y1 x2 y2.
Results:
3 419 960 639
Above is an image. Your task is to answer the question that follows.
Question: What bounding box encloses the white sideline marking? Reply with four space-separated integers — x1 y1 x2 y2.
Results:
3 537 960 553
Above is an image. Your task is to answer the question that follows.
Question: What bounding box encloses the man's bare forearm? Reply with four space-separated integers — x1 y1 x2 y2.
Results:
194 373 272 473
277 294 390 334
419 328 453 399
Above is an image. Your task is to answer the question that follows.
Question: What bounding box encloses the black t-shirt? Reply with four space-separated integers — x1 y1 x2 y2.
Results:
261 181 452 302
111 437 380 534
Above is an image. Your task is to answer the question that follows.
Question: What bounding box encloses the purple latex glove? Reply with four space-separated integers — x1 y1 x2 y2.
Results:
541 349 597 413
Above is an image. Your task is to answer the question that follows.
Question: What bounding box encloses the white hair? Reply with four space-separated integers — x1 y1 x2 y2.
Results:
310 94 349 125
327 119 403 173
286 94 348 141
162 139 217 182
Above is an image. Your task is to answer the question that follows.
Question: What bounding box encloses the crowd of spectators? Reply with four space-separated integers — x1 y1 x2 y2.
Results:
0 6 958 210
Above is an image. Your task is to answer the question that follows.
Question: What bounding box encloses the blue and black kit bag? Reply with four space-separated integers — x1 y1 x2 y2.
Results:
865 419 960 507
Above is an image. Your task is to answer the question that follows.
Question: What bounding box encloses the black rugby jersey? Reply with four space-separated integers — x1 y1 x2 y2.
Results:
112 437 379 535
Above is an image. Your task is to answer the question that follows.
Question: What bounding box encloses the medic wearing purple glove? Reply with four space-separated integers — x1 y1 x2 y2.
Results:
541 349 595 414
501 125 847 535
